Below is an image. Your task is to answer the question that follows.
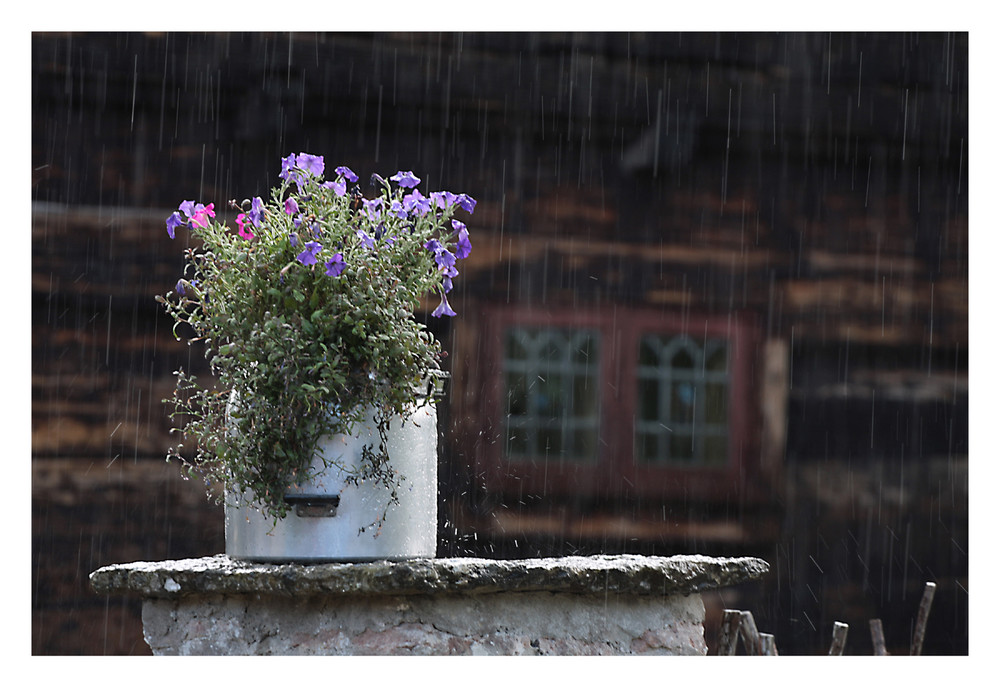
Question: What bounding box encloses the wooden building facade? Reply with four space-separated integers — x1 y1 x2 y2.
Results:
32 32 967 655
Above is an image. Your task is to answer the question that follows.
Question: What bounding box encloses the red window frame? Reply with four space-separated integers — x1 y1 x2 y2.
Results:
474 305 759 502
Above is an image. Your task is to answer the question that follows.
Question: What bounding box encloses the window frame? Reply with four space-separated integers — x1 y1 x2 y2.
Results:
476 305 759 501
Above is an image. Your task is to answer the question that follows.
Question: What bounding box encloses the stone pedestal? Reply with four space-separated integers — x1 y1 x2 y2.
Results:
90 554 768 656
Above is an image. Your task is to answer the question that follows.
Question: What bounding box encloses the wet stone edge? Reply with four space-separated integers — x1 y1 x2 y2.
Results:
90 554 770 599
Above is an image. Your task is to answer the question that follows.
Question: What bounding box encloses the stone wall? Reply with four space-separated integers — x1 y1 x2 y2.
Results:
142 591 707 656
91 554 769 656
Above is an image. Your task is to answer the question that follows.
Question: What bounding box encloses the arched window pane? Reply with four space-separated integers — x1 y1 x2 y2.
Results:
503 327 600 463
671 348 695 370
636 334 731 466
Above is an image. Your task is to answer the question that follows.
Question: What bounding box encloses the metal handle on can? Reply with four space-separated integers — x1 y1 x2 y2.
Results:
284 494 340 518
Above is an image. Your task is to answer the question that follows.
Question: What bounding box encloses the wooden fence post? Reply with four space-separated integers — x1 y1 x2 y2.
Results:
718 609 742 655
910 581 937 656
740 610 763 656
717 609 777 655
869 618 888 655
828 621 849 655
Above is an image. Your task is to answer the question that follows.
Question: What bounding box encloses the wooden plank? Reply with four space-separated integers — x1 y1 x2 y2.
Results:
759 338 789 481
718 609 742 655
739 610 762 656
870 618 889 656
910 582 937 656
32 203 185 303
828 621 849 655
459 507 780 545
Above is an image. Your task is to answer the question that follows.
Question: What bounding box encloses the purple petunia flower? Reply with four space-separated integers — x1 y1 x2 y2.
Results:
390 170 421 188
452 220 472 259
436 247 456 270
356 230 375 250
431 190 458 209
403 190 431 216
424 239 456 270
279 153 297 181
335 165 358 183
456 193 477 214
296 241 322 266
327 178 347 197
280 153 324 191
166 211 184 239
441 264 459 293
296 153 324 177
284 197 299 216
325 253 346 277
431 290 457 318
361 197 383 223
389 200 407 219
249 197 265 225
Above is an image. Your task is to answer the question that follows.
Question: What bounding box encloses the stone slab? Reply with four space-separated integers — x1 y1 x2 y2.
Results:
91 553 769 599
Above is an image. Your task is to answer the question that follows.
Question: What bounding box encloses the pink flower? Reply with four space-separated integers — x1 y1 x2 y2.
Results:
170 200 216 235
190 202 215 229
236 213 255 240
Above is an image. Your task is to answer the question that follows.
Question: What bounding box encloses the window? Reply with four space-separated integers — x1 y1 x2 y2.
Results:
477 307 758 501
503 327 600 464
635 333 730 466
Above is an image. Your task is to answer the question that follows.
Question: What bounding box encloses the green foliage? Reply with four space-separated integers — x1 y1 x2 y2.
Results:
158 156 474 521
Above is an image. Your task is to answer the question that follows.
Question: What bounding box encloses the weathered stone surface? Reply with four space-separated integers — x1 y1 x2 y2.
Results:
141 590 709 656
93 554 768 655
91 553 769 599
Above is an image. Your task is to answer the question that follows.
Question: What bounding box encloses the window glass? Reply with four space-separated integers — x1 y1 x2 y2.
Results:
635 334 730 466
503 327 600 462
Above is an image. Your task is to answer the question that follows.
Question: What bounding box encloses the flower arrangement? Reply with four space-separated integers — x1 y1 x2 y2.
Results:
158 152 475 521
